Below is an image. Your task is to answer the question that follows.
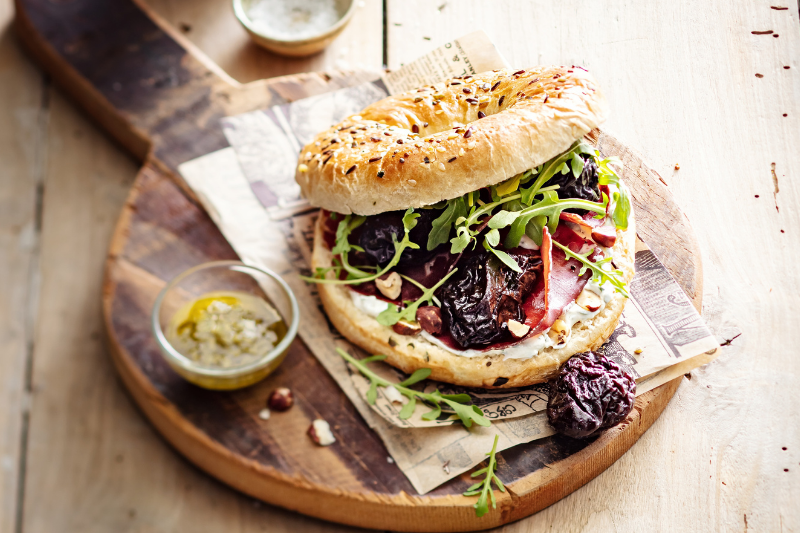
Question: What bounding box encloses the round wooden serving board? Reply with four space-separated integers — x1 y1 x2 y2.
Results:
15 1 703 530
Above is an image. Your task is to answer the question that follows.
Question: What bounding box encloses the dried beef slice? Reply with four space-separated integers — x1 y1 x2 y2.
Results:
440 252 541 348
547 350 636 438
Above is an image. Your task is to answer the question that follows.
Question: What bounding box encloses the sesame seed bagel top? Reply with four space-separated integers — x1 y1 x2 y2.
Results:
295 66 609 216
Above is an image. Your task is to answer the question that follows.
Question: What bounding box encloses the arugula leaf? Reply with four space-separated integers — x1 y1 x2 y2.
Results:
300 208 420 286
463 435 506 517
336 348 490 427
331 214 366 255
552 241 630 298
483 238 522 273
487 210 520 230
597 156 631 230
504 191 607 249
375 268 458 326
570 152 585 178
428 197 467 251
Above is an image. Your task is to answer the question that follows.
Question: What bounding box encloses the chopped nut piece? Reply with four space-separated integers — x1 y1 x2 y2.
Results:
591 226 617 248
416 306 443 335
375 272 402 300
392 320 421 336
258 408 271 420
267 387 294 411
576 289 603 312
308 419 336 446
548 319 569 345
383 386 405 404
507 319 530 339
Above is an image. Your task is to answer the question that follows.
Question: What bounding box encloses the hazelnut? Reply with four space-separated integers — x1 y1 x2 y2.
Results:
507 319 530 339
308 419 336 446
591 226 617 248
548 319 569 345
375 272 402 300
576 288 603 312
267 387 294 412
392 320 421 336
416 305 443 335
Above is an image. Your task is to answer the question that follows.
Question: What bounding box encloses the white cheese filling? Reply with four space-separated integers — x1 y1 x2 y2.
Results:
349 274 617 361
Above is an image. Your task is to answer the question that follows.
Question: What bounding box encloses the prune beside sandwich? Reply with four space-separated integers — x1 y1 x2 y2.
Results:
295 66 635 388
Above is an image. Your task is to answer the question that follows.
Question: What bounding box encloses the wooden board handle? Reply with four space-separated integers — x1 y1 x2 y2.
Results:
14 0 231 168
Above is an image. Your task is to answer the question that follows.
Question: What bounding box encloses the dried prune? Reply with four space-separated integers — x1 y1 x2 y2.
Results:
549 155 601 204
358 208 444 267
547 350 636 438
440 252 541 348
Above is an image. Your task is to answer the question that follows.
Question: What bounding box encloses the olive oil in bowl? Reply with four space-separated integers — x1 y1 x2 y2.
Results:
166 291 288 370
152 261 299 390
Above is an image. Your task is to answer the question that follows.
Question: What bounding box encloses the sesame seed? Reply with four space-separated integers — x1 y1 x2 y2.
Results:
448 157 457 162
409 179 417 185
466 142 476 150
543 95 549 103
436 146 446 152
414 97 423 102
447 133 458 139
384 132 392 136
433 100 440 105
323 155 332 165
297 164 308 172
399 158 405 163
513 69 525 76
458 148 465 156
346 165 357 174
463 88 472 94
368 156 382 163
478 111 486 119
370 137 380 142
435 109 444 115
491 81 502 91
499 95 505 106
466 98 478 104
438 162 446 170
463 127 473 138
423 122 429 127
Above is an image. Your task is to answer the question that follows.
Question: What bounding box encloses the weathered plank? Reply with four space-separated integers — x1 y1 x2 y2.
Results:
386 1 800 531
0 3 47 531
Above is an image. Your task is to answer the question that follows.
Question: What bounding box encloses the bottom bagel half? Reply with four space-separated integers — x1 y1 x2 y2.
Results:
311 212 636 389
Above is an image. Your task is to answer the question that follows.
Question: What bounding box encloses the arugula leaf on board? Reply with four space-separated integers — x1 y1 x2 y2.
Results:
336 348 491 427
463 435 506 517
376 268 458 326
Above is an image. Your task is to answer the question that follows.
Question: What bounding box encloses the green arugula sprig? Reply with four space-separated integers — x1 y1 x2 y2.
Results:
336 348 490 427
376 268 458 326
596 156 631 230
301 209 420 285
463 435 506 517
552 241 630 298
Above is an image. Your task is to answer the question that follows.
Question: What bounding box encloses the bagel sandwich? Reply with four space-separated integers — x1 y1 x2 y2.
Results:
295 66 635 388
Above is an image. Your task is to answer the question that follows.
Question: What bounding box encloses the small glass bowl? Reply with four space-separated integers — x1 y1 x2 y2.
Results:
152 261 299 390
233 0 356 57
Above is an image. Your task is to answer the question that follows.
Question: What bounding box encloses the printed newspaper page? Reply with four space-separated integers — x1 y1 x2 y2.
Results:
178 33 719 494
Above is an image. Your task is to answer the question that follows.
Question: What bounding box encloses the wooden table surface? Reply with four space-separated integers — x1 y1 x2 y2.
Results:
1 0 798 531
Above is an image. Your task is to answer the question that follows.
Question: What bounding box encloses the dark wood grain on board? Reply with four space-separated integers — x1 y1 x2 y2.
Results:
15 0 700 530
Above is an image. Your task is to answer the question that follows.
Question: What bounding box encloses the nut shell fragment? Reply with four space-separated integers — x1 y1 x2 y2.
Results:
267 387 294 412
308 419 336 446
